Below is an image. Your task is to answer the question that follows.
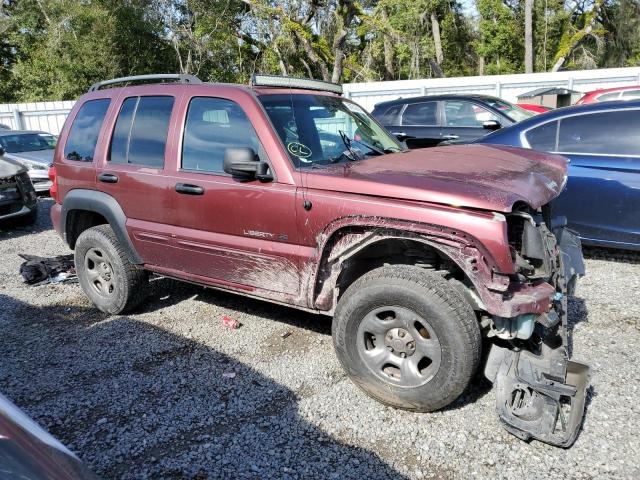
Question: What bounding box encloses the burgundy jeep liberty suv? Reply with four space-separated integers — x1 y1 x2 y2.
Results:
50 74 589 446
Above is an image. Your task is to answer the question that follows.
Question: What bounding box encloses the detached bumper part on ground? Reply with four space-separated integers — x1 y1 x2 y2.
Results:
485 226 589 447
489 344 590 447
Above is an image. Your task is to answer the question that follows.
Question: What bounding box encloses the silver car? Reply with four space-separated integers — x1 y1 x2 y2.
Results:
0 130 56 193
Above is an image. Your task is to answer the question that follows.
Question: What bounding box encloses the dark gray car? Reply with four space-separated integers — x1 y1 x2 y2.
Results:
0 154 38 225
372 94 534 149
0 130 57 193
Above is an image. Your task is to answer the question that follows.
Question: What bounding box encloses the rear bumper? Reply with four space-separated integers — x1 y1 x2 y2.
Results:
50 202 64 239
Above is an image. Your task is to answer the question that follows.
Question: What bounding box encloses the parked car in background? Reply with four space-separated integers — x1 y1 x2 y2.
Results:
49 74 587 446
0 123 11 130
476 100 640 251
517 103 552 114
0 130 57 193
371 94 534 149
575 85 640 104
0 392 98 479
0 154 38 225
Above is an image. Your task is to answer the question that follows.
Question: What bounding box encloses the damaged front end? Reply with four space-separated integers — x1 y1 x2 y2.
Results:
484 205 590 447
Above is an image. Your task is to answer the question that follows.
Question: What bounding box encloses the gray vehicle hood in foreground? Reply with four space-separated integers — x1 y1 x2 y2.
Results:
0 157 28 178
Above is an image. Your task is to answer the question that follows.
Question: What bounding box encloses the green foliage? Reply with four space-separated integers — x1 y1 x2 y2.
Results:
0 0 637 102
476 0 523 74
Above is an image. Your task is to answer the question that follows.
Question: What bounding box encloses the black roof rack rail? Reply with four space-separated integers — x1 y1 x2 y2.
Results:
251 74 343 95
88 74 202 92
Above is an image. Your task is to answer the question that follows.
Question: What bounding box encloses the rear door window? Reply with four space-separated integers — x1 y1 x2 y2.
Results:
109 96 174 167
181 97 261 174
525 120 558 151
401 102 438 126
64 99 110 162
557 110 640 156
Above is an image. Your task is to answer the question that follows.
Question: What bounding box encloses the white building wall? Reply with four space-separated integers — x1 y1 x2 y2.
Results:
1 67 640 135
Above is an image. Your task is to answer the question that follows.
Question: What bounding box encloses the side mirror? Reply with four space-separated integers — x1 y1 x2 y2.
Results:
0 146 5 156
483 120 502 131
223 147 272 182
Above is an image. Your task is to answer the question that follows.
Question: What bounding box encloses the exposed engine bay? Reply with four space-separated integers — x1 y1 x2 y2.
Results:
484 204 590 447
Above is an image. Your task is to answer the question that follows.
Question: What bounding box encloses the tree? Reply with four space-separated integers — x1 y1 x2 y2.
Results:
477 0 524 74
551 0 606 71
3 0 176 101
524 0 534 72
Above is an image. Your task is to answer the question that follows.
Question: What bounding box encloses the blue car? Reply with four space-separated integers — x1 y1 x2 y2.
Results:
476 99 640 251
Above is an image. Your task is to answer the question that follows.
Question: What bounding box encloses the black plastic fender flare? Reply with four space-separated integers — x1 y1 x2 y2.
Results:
61 189 143 264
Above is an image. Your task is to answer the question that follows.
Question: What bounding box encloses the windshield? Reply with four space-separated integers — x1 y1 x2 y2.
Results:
0 133 57 153
259 94 402 168
483 98 534 122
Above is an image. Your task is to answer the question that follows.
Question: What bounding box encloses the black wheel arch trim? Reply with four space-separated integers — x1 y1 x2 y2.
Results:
61 189 143 264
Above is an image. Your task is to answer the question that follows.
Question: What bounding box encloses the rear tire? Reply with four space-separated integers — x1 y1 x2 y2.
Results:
75 224 148 314
332 265 481 412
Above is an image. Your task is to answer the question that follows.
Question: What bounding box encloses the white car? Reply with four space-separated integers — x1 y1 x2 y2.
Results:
0 130 56 193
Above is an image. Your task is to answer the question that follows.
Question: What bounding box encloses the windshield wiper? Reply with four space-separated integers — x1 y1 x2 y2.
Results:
338 130 361 161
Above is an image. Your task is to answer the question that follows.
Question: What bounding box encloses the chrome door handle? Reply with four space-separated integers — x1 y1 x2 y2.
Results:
443 134 459 140
98 173 118 183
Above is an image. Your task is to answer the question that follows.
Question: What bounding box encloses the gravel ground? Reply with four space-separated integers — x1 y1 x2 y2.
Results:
1 198 639 479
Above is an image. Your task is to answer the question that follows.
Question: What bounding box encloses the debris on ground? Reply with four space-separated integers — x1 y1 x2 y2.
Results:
222 372 236 379
18 254 77 285
222 315 241 329
280 331 292 339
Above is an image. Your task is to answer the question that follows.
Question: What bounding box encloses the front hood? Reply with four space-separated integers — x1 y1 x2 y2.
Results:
6 149 54 164
304 144 568 212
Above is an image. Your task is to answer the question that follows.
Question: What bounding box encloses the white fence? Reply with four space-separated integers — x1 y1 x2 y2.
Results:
0 100 75 135
2 67 640 135
343 66 640 111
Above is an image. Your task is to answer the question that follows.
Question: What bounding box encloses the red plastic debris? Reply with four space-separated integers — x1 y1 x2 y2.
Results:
222 315 240 329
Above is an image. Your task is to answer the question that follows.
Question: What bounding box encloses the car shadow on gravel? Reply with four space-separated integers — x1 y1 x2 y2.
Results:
142 276 500 411
0 294 406 479
144 276 333 336
583 246 640 265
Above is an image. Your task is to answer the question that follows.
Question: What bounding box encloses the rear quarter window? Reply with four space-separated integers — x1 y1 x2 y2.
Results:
374 105 402 125
64 99 110 162
596 92 620 102
525 120 558 151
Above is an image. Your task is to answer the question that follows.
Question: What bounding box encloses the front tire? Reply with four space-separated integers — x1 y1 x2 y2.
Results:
332 265 481 412
75 224 148 314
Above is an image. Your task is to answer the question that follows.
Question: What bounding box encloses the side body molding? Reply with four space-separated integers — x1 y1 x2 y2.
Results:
61 189 143 264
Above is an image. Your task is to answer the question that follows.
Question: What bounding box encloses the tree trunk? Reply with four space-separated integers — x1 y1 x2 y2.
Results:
380 7 395 80
331 0 357 83
430 12 443 66
524 0 534 73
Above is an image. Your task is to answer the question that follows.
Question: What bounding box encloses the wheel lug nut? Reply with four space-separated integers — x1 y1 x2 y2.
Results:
407 342 414 349
399 331 405 338
387 346 393 351
400 352 406 358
